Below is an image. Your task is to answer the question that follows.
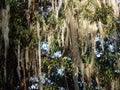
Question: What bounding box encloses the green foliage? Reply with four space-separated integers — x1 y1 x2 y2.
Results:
44 84 58 90
9 2 39 49
92 6 113 24
49 38 60 54
39 15 45 25
96 53 115 87
91 5 118 35
47 13 57 29
1 0 120 89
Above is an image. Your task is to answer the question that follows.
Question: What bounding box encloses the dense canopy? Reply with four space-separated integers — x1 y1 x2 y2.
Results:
0 0 120 90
